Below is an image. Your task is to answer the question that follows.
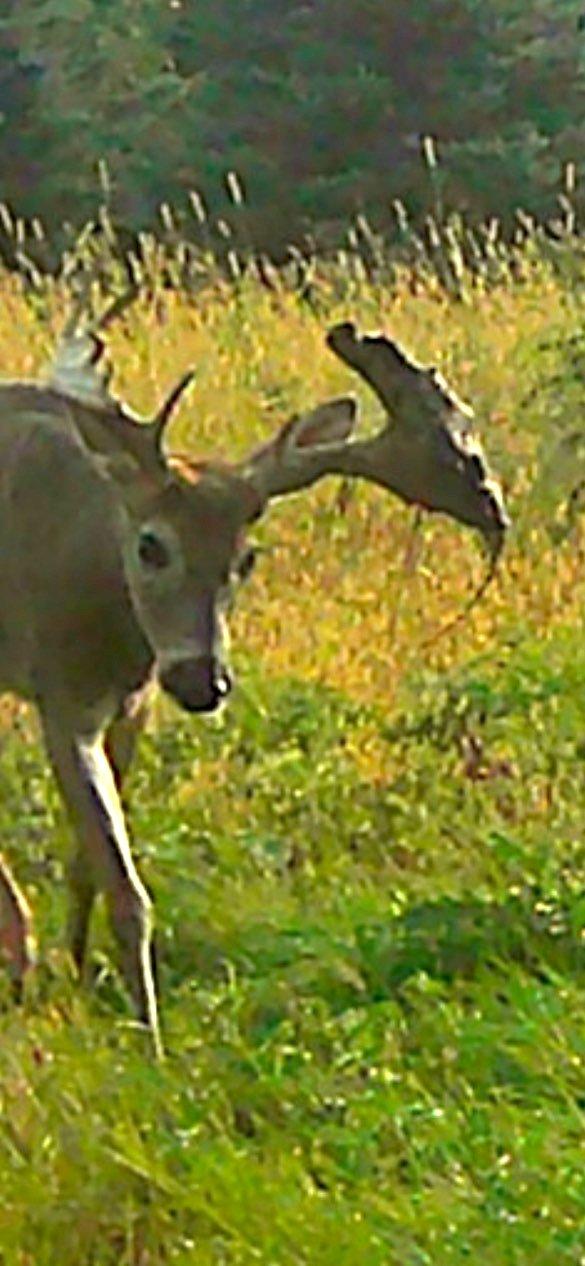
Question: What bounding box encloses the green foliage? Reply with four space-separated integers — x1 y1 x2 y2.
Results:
1 630 585 1262
1 0 585 255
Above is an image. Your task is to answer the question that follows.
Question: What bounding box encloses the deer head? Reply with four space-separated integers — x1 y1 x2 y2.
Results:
44 294 259 712
47 304 508 713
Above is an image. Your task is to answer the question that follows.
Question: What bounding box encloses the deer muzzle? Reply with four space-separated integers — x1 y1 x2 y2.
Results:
160 656 233 713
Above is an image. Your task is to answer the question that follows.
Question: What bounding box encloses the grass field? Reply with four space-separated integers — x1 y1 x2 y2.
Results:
0 240 584 1263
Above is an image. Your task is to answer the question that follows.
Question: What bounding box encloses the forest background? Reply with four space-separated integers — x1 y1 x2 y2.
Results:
1 0 585 260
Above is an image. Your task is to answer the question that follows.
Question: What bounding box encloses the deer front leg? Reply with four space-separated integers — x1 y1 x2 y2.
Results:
0 853 36 999
40 707 161 1058
67 692 152 975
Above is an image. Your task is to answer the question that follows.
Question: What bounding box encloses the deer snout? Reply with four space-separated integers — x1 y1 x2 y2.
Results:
160 657 233 713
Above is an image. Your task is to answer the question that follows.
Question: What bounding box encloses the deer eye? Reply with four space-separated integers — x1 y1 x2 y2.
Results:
138 528 171 571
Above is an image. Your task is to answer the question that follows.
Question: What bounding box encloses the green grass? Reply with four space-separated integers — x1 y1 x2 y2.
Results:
0 243 585 1262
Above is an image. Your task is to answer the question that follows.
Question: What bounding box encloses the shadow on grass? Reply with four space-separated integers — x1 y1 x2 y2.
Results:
165 886 584 1018
355 889 584 999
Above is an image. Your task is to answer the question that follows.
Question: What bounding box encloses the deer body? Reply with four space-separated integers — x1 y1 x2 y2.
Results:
0 315 508 1057
0 387 164 1050
0 386 152 711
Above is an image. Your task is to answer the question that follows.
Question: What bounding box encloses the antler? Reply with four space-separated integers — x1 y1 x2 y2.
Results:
242 322 509 555
48 279 139 409
45 282 195 474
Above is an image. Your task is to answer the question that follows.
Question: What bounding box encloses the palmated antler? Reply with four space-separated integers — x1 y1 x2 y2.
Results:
325 322 474 432
243 322 508 557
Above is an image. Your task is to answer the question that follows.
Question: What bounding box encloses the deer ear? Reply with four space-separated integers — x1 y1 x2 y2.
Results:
284 396 358 450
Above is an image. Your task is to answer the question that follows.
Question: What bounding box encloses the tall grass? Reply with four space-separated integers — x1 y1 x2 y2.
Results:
0 216 584 1264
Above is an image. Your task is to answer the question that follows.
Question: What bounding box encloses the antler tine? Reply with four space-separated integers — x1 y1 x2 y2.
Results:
61 274 138 346
240 396 360 501
151 370 196 455
326 321 425 426
93 283 140 336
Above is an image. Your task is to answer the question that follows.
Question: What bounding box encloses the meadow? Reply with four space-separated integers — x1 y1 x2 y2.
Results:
0 227 584 1263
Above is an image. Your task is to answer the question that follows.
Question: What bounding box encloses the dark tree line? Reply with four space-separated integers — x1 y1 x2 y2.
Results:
0 0 584 259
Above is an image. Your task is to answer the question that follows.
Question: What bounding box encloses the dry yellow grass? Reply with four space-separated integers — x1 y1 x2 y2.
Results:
0 261 582 725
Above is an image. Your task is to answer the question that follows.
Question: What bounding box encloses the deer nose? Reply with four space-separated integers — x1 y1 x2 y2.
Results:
160 657 233 713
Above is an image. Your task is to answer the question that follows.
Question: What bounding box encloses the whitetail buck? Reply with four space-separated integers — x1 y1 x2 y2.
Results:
0 303 508 1055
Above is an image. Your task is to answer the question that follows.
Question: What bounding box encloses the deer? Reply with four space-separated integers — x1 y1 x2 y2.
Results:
0 303 508 1056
